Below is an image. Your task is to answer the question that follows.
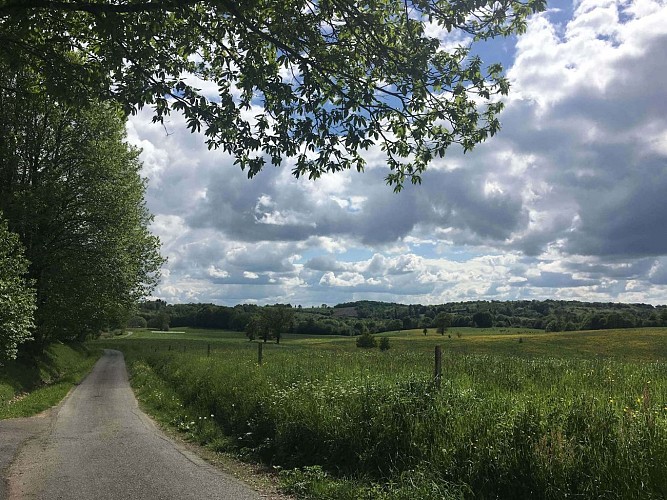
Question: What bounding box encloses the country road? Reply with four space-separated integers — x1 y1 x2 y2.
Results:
2 350 260 499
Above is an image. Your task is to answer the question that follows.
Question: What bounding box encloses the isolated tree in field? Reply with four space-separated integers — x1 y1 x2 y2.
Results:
268 306 294 344
260 306 294 344
245 315 262 341
434 312 452 336
0 0 545 189
246 306 294 343
0 69 164 347
0 214 35 360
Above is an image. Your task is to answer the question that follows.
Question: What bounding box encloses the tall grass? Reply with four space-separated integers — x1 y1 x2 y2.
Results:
106 333 667 499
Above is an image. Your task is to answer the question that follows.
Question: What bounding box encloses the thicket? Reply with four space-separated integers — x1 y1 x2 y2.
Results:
125 343 667 498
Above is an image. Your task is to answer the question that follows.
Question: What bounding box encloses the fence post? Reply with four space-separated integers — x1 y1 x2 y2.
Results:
434 345 442 389
207 343 211 357
258 342 263 366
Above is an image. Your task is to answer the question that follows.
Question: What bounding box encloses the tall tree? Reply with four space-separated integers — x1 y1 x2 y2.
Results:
246 306 294 343
0 0 546 189
0 68 163 347
267 306 294 344
434 312 452 336
0 213 35 361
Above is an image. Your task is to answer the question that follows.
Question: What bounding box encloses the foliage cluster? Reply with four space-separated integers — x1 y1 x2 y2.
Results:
0 214 35 360
138 301 291 334
111 333 667 499
0 68 163 353
355 332 377 348
0 0 546 190
245 306 294 344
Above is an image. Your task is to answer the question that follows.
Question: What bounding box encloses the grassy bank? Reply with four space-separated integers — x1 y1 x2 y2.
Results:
96 328 667 499
0 343 100 419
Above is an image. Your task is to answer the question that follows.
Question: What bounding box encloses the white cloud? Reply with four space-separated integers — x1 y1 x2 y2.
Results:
207 266 229 279
319 271 366 287
133 1 667 306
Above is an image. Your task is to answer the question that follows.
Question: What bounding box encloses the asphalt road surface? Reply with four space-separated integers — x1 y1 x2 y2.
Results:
4 350 259 499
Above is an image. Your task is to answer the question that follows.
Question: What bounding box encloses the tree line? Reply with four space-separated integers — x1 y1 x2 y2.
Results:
135 299 667 339
0 67 163 361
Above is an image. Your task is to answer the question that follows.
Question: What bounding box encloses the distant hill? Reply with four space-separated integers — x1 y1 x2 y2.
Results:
135 299 667 336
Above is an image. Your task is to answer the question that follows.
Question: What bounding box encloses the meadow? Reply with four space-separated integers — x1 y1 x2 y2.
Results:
95 327 667 499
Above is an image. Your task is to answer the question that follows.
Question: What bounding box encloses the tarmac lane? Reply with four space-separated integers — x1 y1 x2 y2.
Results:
3 349 259 500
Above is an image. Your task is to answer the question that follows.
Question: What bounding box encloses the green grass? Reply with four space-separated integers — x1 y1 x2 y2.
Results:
0 343 100 419
95 327 667 499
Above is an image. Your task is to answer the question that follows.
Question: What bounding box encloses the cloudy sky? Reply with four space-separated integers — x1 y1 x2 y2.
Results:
127 0 667 307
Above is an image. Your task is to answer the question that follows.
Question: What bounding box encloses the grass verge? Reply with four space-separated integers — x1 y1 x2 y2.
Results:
0 343 100 419
125 355 289 499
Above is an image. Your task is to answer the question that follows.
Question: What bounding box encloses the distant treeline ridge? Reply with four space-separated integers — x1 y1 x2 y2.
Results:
133 299 667 335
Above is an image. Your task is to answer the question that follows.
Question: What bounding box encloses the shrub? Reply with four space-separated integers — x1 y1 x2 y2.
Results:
356 332 377 348
379 337 391 351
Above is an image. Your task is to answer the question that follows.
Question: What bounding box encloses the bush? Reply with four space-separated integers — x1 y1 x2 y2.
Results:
379 337 391 351
356 332 377 348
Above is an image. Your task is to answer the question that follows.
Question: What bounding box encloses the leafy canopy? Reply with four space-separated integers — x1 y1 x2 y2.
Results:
0 68 164 345
245 305 294 343
0 0 546 189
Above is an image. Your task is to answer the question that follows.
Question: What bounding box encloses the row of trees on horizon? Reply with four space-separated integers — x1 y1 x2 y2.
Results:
134 299 667 340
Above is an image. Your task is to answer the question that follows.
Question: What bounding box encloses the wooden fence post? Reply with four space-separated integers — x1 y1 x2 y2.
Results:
258 342 263 366
434 345 442 389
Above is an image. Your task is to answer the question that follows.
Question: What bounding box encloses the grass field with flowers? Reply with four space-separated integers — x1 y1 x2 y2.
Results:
94 327 667 499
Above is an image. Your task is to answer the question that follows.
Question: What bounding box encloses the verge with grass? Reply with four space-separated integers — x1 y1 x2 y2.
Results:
0 343 100 419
